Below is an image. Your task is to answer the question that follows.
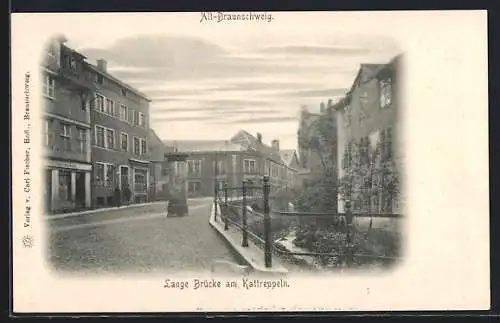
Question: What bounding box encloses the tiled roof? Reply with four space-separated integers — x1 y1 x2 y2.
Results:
230 130 282 162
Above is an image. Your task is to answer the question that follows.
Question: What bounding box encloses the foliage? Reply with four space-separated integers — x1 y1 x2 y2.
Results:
298 112 337 174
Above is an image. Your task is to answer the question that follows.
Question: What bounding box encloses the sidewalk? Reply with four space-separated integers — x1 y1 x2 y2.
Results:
208 202 289 276
46 196 213 220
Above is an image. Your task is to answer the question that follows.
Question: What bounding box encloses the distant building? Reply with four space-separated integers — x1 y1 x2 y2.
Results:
42 36 92 213
162 140 251 198
297 107 323 173
230 130 298 195
334 55 403 213
162 131 299 198
148 129 175 201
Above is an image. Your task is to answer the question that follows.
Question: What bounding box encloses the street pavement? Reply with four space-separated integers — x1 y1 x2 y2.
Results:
47 198 244 275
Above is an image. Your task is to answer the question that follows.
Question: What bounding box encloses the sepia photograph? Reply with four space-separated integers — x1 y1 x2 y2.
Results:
11 11 489 313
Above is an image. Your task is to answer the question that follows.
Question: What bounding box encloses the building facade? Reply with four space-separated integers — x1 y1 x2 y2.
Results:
334 55 403 214
42 36 93 213
163 133 299 198
88 59 152 206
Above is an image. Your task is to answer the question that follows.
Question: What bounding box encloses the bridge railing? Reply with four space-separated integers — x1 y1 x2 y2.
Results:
214 175 404 270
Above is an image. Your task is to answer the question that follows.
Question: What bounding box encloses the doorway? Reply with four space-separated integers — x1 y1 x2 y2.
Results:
75 171 86 208
120 166 129 190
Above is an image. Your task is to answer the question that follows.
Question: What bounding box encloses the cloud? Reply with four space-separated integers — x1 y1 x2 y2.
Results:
152 115 225 122
258 44 374 56
271 88 348 97
215 116 298 125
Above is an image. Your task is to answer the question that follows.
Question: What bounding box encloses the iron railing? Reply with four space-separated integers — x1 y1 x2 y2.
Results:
215 175 404 270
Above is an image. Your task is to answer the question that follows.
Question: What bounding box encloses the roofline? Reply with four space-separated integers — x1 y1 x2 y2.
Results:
61 43 87 60
87 65 152 102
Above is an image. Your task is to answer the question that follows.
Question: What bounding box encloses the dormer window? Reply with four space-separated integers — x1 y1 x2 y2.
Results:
121 87 127 97
67 55 77 71
95 73 103 84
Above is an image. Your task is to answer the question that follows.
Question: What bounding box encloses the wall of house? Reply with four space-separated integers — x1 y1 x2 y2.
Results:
336 61 402 213
89 66 151 206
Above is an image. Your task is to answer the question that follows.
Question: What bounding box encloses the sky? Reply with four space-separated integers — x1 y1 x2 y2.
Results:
53 12 401 150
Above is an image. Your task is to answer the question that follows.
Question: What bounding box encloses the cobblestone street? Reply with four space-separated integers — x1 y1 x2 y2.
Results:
47 198 243 275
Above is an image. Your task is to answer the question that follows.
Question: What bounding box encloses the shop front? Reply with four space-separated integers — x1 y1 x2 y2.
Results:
44 159 92 213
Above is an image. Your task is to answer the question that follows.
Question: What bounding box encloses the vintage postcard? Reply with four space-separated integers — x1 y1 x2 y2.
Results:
11 11 489 313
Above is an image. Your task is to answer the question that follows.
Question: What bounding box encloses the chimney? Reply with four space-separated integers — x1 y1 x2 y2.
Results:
97 59 107 72
271 139 280 151
320 102 326 113
327 99 333 108
256 133 262 144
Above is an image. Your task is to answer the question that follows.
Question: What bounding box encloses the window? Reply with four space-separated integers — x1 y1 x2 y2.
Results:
76 128 87 153
105 98 115 116
134 170 147 192
380 78 392 108
106 128 115 149
95 73 103 84
139 113 146 127
133 111 140 126
120 105 128 121
95 125 114 149
188 181 201 194
187 160 202 177
42 74 55 99
60 124 71 151
121 87 127 96
95 94 105 112
133 137 140 155
244 159 256 174
44 119 54 147
120 133 128 151
128 109 134 123
106 164 115 187
96 126 105 148
141 139 147 156
58 170 72 201
95 163 115 187
95 163 105 185
68 55 77 71
217 160 225 175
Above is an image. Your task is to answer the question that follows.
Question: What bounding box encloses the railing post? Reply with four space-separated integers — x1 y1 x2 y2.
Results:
224 182 229 231
214 182 218 222
263 175 272 268
242 180 249 247
345 199 353 267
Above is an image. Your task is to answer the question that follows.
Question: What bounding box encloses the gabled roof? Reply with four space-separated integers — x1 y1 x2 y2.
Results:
230 130 282 162
279 149 297 167
162 140 246 153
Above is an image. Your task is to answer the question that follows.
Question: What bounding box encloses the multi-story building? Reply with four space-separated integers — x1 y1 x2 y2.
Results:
230 130 298 195
88 59 152 206
161 131 299 198
162 140 253 198
334 55 403 214
42 36 93 213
